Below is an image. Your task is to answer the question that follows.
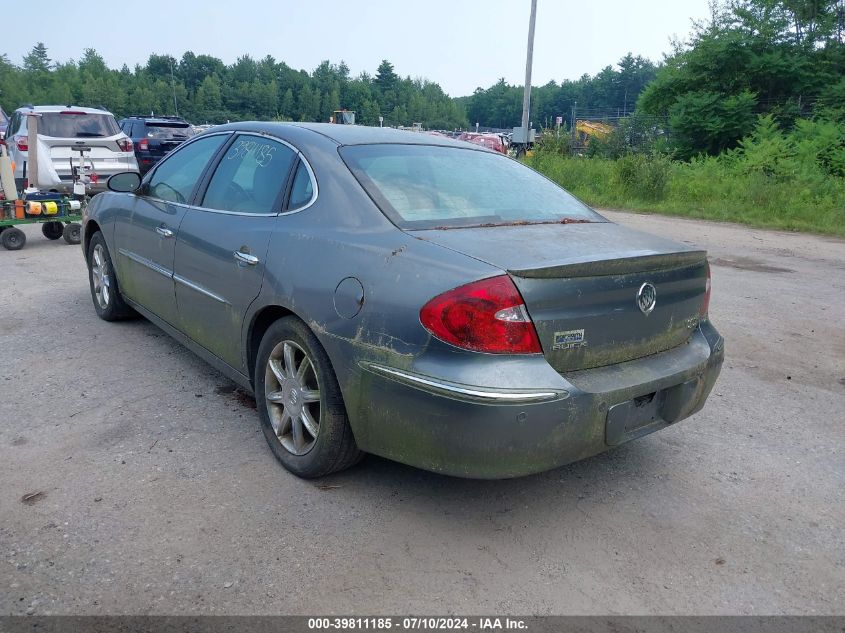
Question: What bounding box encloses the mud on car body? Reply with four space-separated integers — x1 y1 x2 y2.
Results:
82 122 723 478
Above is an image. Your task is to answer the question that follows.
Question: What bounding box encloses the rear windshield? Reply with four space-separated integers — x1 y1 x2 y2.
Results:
340 144 602 229
144 122 194 140
39 112 120 138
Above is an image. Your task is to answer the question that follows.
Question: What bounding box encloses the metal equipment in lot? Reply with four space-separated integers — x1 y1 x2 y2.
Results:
0 118 87 251
0 195 83 250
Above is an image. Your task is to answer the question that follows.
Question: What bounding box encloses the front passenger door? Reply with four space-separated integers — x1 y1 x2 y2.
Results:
173 135 298 371
115 133 229 327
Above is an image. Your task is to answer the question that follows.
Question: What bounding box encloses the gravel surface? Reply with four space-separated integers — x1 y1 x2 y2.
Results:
1 211 843 615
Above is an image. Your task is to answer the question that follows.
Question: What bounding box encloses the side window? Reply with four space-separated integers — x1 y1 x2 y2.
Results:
201 136 295 214
147 134 227 204
287 161 315 210
8 113 20 136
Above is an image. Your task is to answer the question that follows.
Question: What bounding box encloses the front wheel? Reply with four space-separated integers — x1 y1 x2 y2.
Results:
87 232 134 321
255 317 362 478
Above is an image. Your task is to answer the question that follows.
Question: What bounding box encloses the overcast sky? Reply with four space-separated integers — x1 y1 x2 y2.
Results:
3 0 712 97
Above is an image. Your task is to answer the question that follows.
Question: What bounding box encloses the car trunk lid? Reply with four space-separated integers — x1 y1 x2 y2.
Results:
413 222 708 372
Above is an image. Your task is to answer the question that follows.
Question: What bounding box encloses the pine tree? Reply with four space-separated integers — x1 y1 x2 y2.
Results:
23 42 51 73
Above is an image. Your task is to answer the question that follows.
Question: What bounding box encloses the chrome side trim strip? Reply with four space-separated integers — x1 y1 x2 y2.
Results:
173 274 230 305
363 363 568 404
118 248 172 278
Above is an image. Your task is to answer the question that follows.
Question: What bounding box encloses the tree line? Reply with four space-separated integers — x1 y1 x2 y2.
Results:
457 53 658 130
0 48 467 129
2 0 842 161
0 44 661 135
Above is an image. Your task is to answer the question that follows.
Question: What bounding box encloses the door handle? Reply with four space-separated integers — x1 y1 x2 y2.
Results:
156 226 173 238
233 250 259 266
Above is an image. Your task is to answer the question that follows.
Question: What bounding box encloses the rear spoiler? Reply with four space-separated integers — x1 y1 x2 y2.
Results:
508 250 708 279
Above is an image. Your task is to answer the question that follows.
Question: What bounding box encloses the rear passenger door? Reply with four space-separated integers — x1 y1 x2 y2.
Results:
173 134 298 372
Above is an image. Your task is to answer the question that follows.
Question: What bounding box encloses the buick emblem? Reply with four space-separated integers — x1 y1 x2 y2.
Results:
636 282 657 315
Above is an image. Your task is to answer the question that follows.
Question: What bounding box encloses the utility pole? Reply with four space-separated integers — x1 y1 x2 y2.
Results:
520 0 538 143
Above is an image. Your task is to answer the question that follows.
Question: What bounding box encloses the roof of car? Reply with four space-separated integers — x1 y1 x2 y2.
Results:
207 121 479 149
15 105 114 115
123 115 190 123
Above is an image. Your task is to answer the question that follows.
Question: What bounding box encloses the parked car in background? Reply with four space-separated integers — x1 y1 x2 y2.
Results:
5 105 138 194
457 131 507 154
83 123 723 480
192 124 217 135
119 115 195 174
0 106 9 139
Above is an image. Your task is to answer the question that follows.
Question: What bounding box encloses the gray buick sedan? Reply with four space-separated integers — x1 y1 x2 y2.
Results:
82 123 723 479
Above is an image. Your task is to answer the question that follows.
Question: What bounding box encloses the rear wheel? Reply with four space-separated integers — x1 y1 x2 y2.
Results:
42 221 64 240
87 232 134 321
255 317 362 478
63 223 82 245
1 227 25 250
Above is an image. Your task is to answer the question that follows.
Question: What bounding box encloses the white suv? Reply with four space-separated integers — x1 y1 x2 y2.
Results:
4 105 139 194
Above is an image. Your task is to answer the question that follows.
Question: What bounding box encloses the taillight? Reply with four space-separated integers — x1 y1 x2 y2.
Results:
420 275 542 354
117 138 133 152
137 138 149 151
700 262 712 318
15 137 28 152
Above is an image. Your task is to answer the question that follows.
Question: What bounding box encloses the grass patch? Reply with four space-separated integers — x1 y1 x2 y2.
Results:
526 151 845 236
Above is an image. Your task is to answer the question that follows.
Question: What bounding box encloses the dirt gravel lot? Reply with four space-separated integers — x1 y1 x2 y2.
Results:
1 211 843 616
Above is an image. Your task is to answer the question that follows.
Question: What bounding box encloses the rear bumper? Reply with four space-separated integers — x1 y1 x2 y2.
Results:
351 321 724 478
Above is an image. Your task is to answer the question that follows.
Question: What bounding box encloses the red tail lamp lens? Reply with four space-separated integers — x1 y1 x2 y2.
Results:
420 275 542 354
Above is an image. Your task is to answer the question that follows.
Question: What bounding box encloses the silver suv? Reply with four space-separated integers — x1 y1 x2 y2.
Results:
4 105 139 194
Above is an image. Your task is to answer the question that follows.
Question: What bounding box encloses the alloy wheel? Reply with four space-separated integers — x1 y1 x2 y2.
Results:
264 340 322 455
91 244 111 310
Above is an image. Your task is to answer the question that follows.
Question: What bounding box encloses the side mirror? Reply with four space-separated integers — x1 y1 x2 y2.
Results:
107 171 141 193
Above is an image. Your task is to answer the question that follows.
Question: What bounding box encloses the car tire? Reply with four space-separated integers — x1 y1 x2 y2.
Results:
87 232 134 321
255 316 363 478
63 222 82 245
1 227 26 250
42 221 64 240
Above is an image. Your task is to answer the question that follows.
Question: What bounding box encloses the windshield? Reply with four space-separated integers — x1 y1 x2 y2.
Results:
39 112 120 138
340 144 602 229
145 122 194 140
